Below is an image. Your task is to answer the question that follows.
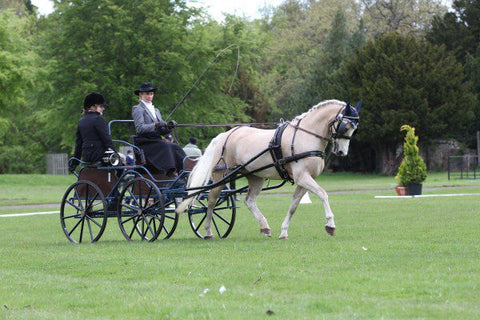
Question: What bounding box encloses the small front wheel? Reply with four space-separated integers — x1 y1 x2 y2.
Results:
188 190 236 239
117 177 165 241
60 180 107 243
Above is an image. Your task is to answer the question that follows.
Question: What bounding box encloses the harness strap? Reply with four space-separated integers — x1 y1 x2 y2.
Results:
269 122 293 183
291 118 301 161
287 122 331 142
214 126 243 171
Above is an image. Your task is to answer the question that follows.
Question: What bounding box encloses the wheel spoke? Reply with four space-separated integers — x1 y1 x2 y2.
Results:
128 216 140 239
85 214 103 228
212 210 232 225
212 217 222 237
193 214 206 233
79 217 85 243
65 198 83 212
87 218 94 242
67 217 84 236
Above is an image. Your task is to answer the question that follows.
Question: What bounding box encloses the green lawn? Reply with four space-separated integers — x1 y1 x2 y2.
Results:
1 173 480 319
0 171 477 207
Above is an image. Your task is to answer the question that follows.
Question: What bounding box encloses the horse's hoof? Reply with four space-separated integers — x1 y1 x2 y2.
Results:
204 235 213 240
260 228 271 237
278 235 288 240
325 225 335 236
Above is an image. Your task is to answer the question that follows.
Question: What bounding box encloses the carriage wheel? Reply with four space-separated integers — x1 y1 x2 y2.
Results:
188 190 236 239
60 180 108 243
117 177 165 241
161 196 179 239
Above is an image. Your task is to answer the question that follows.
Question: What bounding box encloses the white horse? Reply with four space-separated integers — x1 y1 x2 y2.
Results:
177 99 360 239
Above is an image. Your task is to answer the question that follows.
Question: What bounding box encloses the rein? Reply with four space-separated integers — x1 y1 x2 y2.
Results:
173 122 278 128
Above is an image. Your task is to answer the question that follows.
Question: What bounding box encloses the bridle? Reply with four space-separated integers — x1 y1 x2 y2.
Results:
330 106 360 140
288 103 360 145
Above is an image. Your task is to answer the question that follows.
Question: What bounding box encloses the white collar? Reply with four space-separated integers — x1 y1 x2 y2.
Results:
142 100 153 108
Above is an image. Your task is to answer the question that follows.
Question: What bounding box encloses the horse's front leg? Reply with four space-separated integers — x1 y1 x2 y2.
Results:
279 186 307 240
244 176 271 236
296 175 336 236
204 185 223 239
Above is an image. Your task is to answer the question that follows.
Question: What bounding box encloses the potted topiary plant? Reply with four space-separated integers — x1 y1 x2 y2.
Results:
395 125 427 195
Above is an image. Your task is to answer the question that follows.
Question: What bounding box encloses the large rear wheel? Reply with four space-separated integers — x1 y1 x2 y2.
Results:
117 177 165 241
188 190 236 239
60 180 107 243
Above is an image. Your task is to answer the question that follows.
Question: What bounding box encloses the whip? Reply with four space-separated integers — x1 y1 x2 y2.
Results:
165 44 240 121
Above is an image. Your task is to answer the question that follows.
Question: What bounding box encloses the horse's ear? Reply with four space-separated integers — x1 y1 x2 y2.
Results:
355 100 362 112
345 103 352 116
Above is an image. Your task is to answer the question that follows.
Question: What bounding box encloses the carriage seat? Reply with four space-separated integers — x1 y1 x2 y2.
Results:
183 156 198 171
130 135 147 166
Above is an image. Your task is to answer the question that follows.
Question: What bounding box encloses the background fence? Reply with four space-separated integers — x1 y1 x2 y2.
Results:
448 155 479 180
46 153 69 175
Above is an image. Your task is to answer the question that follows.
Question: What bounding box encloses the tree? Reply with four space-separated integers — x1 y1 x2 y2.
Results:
33 0 251 154
257 0 361 120
361 0 447 37
395 124 427 186
427 0 480 62
329 33 475 174
0 0 35 16
0 10 43 173
297 8 365 115
427 0 480 148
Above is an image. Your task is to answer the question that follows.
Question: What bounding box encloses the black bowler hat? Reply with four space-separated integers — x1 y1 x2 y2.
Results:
83 92 106 109
134 81 157 95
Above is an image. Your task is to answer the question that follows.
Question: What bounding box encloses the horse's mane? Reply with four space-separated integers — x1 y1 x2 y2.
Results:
294 99 346 120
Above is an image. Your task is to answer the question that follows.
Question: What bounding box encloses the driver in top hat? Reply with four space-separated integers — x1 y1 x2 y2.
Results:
132 82 186 176
70 92 116 172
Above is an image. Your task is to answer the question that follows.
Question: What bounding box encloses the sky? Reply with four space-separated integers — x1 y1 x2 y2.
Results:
30 0 285 20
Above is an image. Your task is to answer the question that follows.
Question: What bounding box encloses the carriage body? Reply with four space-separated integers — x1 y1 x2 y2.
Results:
59 120 237 243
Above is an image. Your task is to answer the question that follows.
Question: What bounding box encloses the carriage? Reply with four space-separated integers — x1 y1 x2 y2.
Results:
60 100 360 243
60 119 239 243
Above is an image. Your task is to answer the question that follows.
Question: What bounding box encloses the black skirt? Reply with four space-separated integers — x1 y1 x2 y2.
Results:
135 134 186 174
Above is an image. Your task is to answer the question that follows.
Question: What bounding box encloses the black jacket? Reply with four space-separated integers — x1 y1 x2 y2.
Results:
73 111 115 163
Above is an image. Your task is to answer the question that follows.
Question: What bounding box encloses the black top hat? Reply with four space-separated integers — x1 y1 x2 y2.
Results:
134 82 157 95
84 92 106 109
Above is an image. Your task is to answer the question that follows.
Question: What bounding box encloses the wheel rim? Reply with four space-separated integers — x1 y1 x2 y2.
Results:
188 191 236 239
60 180 107 243
117 177 165 241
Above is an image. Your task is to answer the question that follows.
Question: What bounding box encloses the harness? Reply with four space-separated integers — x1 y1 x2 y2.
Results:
268 122 326 183
268 122 292 182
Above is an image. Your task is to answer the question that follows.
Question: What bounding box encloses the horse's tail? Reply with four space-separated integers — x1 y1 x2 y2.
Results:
176 135 221 214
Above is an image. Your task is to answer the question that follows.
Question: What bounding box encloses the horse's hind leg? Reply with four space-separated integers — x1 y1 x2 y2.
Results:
279 186 307 240
204 185 223 239
296 175 336 236
244 176 271 236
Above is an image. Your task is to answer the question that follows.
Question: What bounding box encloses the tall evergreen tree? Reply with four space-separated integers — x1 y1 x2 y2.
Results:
427 0 480 148
330 33 475 174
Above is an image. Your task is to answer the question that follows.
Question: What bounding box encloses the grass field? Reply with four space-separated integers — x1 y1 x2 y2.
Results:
1 173 480 319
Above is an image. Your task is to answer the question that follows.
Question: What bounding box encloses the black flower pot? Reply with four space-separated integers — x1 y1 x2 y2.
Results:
406 183 422 196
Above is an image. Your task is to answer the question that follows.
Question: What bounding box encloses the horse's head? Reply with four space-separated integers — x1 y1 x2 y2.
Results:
330 102 360 156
